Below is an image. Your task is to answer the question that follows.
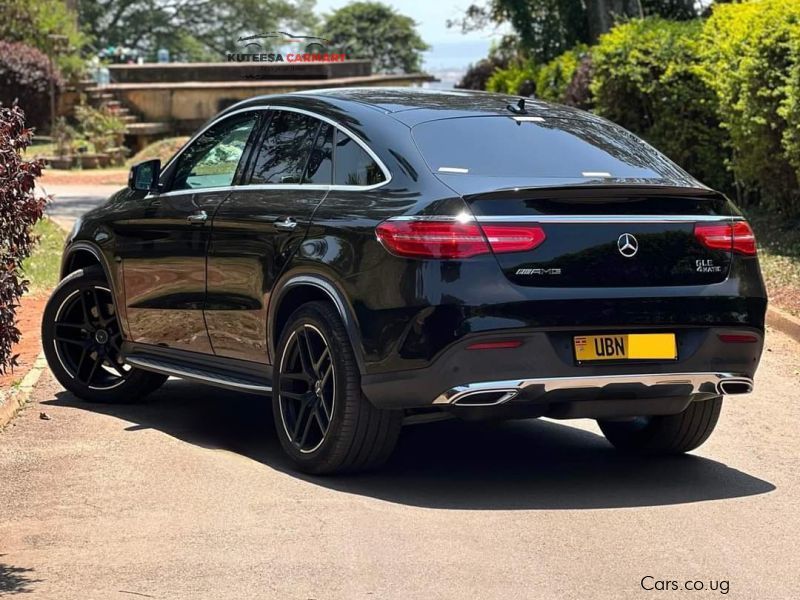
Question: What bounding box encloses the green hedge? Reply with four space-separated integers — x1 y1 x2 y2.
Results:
700 0 800 215
591 18 730 192
485 45 587 103
483 1 800 214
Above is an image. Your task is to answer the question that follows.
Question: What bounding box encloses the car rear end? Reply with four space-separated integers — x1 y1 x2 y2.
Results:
361 111 767 421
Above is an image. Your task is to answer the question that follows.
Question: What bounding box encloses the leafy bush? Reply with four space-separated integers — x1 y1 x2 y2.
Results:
564 54 594 109
534 44 588 103
0 0 86 79
700 0 800 215
486 59 537 95
457 55 509 91
0 41 63 131
74 104 127 153
486 45 589 103
0 105 47 373
591 18 731 191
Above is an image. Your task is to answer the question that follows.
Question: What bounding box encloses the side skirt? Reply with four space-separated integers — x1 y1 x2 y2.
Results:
122 342 273 395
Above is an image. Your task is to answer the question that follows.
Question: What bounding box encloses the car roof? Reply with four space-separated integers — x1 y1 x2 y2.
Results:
226 87 594 127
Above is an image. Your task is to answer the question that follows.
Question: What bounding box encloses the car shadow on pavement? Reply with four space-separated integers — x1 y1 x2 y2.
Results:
46 380 776 511
0 555 41 595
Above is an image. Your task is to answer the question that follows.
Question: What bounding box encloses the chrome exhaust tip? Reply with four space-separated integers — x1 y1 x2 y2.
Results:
451 389 518 407
717 378 754 395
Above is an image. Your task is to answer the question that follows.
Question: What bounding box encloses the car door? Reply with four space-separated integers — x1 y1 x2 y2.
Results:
205 109 332 363
123 111 260 353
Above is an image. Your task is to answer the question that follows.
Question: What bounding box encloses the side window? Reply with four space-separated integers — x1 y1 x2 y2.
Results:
251 111 320 184
333 130 385 186
171 113 258 191
302 123 333 184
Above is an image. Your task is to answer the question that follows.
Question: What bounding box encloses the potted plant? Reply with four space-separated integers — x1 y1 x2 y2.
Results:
48 117 75 169
76 104 126 169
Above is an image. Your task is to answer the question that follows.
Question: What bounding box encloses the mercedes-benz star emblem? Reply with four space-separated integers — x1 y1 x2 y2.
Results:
617 233 639 258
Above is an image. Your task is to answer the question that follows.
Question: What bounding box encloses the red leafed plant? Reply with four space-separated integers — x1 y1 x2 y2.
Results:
0 103 46 374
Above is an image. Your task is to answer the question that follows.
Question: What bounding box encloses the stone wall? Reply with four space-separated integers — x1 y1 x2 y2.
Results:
108 61 372 83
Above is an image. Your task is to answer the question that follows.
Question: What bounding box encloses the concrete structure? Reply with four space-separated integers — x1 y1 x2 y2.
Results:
83 61 434 149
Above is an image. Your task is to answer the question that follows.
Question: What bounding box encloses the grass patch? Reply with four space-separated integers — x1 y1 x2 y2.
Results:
745 207 800 316
26 141 55 157
21 218 67 295
127 136 190 167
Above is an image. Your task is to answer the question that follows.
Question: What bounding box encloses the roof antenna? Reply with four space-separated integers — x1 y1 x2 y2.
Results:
507 98 528 115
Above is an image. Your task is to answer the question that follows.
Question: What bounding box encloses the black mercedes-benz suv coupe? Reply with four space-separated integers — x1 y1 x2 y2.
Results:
42 88 767 473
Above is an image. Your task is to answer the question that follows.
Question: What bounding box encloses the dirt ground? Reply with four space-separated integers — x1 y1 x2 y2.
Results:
38 169 128 186
0 295 47 390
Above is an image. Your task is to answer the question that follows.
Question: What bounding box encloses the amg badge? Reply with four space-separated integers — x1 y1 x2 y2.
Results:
516 268 562 276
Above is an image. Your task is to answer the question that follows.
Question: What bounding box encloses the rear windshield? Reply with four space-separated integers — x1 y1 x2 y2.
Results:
412 115 686 180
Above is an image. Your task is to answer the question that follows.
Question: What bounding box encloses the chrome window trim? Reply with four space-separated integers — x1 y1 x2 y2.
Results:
152 104 392 198
387 214 744 224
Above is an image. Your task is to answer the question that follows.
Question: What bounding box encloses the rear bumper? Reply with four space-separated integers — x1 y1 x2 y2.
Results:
361 326 763 416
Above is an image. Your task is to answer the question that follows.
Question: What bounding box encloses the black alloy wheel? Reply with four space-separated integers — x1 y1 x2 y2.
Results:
273 301 402 474
42 267 167 403
52 285 128 390
278 323 335 454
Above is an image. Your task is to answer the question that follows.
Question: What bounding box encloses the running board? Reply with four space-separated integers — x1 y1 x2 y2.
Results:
123 343 272 395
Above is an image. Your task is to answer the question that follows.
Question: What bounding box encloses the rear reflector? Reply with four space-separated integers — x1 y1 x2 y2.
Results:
466 340 522 350
694 221 757 255
376 220 546 259
718 333 759 344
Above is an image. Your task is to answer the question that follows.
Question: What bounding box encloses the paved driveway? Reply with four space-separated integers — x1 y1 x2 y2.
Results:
37 184 121 232
1 328 798 599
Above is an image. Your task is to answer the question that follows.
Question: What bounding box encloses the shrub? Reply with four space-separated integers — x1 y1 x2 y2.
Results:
0 105 47 374
485 45 589 104
0 41 63 131
591 18 731 192
0 0 87 79
486 59 537 95
534 44 588 103
74 104 127 153
564 54 594 109
700 0 800 215
457 55 509 91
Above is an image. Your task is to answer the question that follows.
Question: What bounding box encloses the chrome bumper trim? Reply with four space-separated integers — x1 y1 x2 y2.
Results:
432 372 753 406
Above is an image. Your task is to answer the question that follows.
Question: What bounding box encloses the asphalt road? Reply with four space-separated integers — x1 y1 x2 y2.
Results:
1 327 799 599
37 184 121 232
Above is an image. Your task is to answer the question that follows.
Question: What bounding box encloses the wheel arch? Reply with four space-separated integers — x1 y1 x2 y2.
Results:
61 242 112 282
60 241 130 338
268 273 366 374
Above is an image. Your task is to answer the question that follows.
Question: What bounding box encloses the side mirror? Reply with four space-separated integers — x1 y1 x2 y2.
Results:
128 159 161 192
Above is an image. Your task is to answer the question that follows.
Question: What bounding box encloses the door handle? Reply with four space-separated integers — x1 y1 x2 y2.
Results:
187 210 208 224
274 216 298 231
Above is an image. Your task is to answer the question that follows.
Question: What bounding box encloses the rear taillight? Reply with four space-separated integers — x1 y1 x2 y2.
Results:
375 220 545 259
731 221 757 255
694 221 757 256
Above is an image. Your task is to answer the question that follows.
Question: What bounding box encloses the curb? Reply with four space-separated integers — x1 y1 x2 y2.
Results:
0 352 48 430
767 306 800 344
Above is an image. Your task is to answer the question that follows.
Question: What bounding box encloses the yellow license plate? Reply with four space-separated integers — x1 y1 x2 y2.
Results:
574 333 677 361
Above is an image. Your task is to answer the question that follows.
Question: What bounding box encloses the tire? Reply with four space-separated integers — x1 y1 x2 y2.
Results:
42 267 167 403
598 397 723 455
273 301 402 474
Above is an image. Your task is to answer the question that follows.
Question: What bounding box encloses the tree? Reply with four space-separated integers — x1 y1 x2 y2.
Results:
77 0 318 61
450 0 700 62
0 0 87 78
321 2 429 73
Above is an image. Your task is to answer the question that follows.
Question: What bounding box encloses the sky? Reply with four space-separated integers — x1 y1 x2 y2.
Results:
314 0 506 72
